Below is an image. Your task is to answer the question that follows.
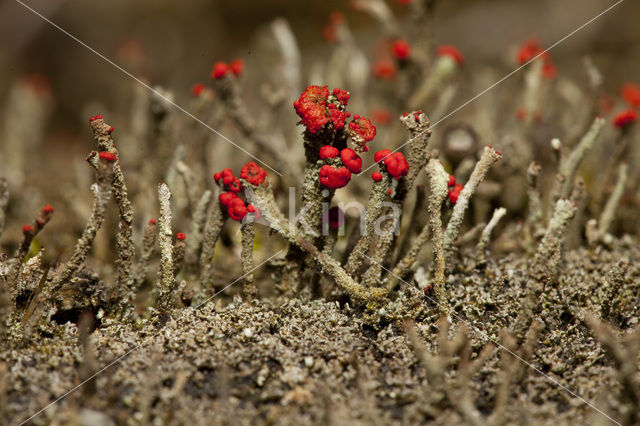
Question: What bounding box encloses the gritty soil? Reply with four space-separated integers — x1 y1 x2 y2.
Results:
2 239 639 426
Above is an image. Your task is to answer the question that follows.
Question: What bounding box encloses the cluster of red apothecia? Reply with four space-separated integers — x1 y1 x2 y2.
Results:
214 162 266 221
189 59 245 98
294 85 412 190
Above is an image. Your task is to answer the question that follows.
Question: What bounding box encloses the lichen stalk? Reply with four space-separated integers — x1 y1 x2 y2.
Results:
199 199 224 288
241 222 257 300
425 159 450 316
156 183 175 312
530 199 577 285
394 184 427 264
525 161 542 238
137 219 157 286
344 173 391 275
51 154 114 293
516 199 577 337
549 116 605 210
173 236 186 277
600 260 627 321
176 160 200 211
89 117 136 306
443 146 502 251
598 162 628 240
400 111 432 190
475 207 507 266
250 185 386 303
184 190 212 273
0 178 8 239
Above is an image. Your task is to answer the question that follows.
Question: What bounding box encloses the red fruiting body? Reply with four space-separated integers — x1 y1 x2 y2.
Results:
230 59 244 76
211 62 229 79
348 116 376 147
327 103 347 129
213 172 222 181
108 126 114 134
371 109 392 125
372 58 397 80
23 224 35 233
333 88 350 105
340 148 363 174
392 39 411 61
227 198 248 221
323 24 338 43
99 151 117 162
374 149 392 163
191 83 206 97
323 12 344 43
219 192 238 207
517 39 547 64
621 83 640 108
517 39 556 79
448 183 463 204
329 11 344 24
372 171 383 182
89 114 104 122
176 232 187 240
228 178 242 193
319 145 339 159
43 204 54 213
319 165 352 189
387 188 393 195
240 162 267 186
384 152 410 179
448 175 456 187
613 109 638 129
542 62 557 79
516 107 527 121
436 45 464 65
294 85 331 133
220 168 235 185
149 218 156 225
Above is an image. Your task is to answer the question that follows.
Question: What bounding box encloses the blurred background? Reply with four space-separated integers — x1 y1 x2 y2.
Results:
0 0 638 246
0 0 637 140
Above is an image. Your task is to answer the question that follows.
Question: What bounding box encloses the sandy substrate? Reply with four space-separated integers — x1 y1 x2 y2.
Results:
3 239 639 425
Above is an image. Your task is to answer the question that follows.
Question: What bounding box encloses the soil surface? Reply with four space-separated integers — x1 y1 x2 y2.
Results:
3 239 639 426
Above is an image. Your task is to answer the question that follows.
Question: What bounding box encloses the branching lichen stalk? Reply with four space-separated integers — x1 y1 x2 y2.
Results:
549 116 605 209
443 146 502 251
51 155 113 293
344 173 391 275
90 118 136 306
250 185 386 303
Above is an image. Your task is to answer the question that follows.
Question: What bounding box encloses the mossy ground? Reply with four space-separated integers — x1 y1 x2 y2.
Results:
3 239 639 425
